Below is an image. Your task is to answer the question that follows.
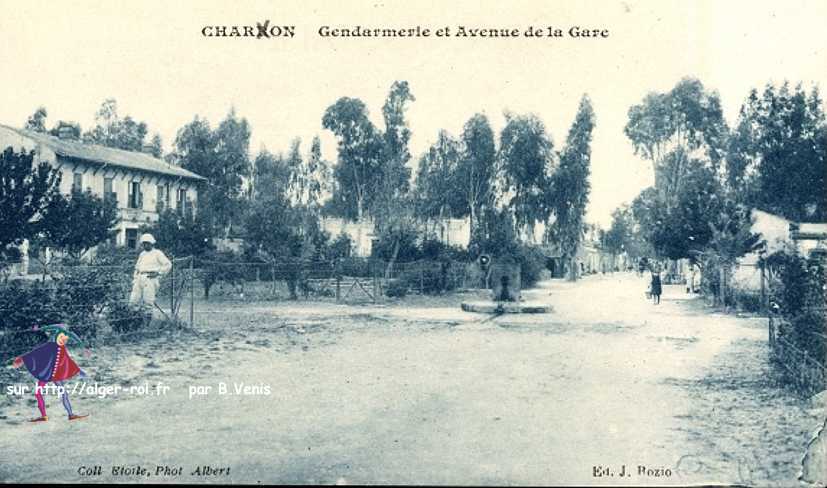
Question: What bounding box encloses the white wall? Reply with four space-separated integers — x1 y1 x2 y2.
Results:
0 126 199 249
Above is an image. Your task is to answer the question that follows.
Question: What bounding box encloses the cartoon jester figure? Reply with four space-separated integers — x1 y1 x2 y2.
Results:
11 324 90 422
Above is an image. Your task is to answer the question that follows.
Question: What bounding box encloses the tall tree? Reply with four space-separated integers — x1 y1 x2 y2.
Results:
281 136 332 226
499 112 555 242
373 82 418 275
24 107 48 133
727 82 826 222
0 148 63 261
145 206 214 260
36 189 119 260
605 205 652 263
602 210 627 266
549 95 595 280
252 148 290 202
172 110 251 236
624 78 728 200
455 113 497 241
413 130 464 227
48 121 82 139
322 97 384 222
148 133 163 158
379 80 415 204
83 98 149 151
304 135 332 211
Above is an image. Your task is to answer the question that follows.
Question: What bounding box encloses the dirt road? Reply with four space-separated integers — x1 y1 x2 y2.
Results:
1 273 822 485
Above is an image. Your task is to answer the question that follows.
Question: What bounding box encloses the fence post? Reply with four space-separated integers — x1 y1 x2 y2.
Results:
170 257 175 318
271 262 277 298
373 266 378 304
336 275 341 302
189 257 194 329
759 259 767 313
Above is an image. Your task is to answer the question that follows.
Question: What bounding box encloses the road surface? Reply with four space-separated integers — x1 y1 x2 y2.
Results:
1 273 823 485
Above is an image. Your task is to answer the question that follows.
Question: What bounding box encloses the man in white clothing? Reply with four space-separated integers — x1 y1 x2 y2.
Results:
129 233 172 309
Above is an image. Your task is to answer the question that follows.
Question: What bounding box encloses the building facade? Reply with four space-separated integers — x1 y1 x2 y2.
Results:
0 124 205 253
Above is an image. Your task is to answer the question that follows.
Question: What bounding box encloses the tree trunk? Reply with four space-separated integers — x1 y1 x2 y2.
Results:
355 198 364 257
719 264 729 308
469 207 476 241
568 255 578 282
384 234 401 280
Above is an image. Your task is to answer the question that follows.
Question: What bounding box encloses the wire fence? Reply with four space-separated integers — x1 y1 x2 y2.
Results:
177 256 482 303
768 310 827 396
0 255 197 361
0 255 483 359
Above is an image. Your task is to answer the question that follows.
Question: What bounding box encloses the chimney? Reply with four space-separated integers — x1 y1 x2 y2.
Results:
141 143 155 155
57 124 76 140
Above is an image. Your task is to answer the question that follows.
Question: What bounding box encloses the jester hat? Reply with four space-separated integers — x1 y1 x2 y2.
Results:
37 324 86 348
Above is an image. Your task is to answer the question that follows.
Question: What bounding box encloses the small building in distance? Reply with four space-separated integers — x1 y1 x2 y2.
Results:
732 209 827 292
0 123 205 256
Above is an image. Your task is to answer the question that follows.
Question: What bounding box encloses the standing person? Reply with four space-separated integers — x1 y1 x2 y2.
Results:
129 233 172 310
637 257 647 277
687 263 697 293
11 324 90 422
650 266 663 305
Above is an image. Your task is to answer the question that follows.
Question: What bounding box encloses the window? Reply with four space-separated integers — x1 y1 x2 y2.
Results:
125 229 138 250
128 181 142 209
176 188 188 214
104 178 116 203
72 172 83 193
157 183 170 211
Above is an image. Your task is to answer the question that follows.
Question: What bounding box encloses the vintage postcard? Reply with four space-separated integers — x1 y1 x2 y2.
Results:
1 0 825 485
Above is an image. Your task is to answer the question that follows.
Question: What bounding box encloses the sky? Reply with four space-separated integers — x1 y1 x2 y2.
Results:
1 0 825 227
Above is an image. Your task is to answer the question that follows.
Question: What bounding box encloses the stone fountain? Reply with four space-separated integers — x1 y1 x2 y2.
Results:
460 257 552 314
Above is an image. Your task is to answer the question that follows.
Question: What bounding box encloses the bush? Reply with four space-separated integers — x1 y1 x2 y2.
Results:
514 244 547 288
732 289 763 313
0 281 57 355
199 250 247 299
328 233 353 259
768 249 826 369
420 239 469 261
107 301 150 334
372 229 421 262
787 310 826 363
92 241 138 268
384 278 409 298
0 264 148 353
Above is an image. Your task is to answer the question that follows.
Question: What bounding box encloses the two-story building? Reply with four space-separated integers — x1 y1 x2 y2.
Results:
0 123 205 254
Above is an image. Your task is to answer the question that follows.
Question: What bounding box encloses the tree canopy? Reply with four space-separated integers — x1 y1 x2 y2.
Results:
171 110 251 236
37 189 119 260
624 78 728 199
499 112 555 240
0 147 63 261
727 82 826 222
549 95 595 278
83 98 151 152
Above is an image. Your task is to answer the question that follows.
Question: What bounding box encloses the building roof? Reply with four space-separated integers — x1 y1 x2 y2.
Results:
1 124 205 181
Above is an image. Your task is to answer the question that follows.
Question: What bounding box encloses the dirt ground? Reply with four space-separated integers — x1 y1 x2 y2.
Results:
1 273 824 485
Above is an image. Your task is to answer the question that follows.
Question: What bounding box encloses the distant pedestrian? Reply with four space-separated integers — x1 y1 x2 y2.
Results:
686 264 698 293
650 267 662 305
637 258 648 277
129 233 172 310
